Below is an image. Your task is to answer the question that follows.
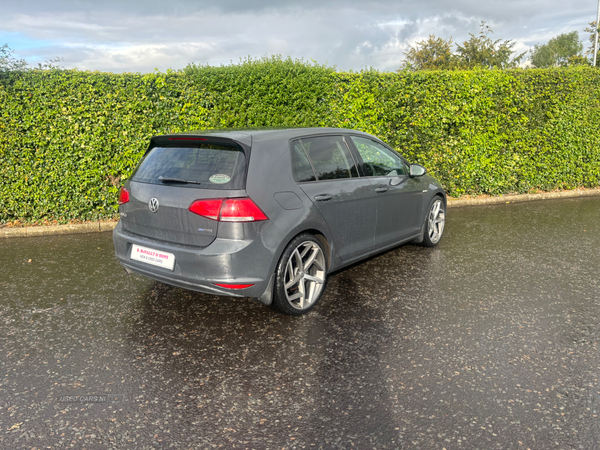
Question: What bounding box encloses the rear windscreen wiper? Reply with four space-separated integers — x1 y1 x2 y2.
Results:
158 176 202 185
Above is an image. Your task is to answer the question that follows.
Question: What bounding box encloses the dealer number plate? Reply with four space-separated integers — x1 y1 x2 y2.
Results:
130 244 175 271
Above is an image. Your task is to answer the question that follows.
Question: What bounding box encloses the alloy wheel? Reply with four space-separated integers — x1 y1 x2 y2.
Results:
284 241 326 310
428 199 445 244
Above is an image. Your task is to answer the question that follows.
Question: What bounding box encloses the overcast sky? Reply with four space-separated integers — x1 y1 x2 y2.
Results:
1 0 597 73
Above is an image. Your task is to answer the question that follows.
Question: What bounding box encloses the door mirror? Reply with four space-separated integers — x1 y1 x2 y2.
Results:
409 164 427 178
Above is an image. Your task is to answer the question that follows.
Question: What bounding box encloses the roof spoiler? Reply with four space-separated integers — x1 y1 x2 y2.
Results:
145 133 252 155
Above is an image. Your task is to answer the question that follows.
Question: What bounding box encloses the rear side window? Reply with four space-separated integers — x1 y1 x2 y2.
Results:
291 142 317 182
292 136 358 182
131 144 246 189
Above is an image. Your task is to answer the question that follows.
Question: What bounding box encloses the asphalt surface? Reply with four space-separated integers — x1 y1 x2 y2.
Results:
1 196 599 449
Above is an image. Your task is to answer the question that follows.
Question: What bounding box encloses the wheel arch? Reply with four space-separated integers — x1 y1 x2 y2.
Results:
281 228 331 272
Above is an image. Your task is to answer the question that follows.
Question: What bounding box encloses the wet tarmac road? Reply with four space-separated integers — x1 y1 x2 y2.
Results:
1 196 600 449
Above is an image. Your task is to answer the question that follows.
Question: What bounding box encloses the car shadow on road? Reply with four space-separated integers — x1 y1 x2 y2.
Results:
119 264 410 448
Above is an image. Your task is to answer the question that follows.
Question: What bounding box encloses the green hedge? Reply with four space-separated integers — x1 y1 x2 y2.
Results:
1 57 600 223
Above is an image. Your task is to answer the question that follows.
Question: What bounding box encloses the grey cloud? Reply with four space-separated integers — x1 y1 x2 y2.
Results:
2 0 597 73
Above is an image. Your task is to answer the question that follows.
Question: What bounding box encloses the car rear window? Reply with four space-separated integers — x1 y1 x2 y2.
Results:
130 143 246 189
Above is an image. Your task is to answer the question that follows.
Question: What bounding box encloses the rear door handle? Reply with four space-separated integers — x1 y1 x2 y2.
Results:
375 187 388 193
314 194 333 201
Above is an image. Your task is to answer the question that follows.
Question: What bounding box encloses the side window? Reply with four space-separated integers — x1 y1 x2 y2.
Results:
350 136 407 177
291 141 317 182
299 136 358 181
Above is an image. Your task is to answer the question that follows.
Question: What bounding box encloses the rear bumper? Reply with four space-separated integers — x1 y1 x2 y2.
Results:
112 221 275 300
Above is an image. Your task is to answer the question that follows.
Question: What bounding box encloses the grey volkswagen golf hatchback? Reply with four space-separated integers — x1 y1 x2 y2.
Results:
113 128 446 315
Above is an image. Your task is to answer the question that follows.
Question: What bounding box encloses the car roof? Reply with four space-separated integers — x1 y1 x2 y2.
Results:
154 127 376 148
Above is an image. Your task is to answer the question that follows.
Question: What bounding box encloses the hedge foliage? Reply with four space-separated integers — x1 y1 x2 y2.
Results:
1 57 600 223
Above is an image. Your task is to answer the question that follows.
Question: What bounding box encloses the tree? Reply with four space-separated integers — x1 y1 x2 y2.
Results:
566 54 590 66
0 44 62 75
530 31 584 68
455 21 525 69
401 35 456 71
584 21 599 65
0 44 28 73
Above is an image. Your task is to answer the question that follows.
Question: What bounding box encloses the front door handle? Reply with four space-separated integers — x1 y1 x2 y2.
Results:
375 187 388 193
314 194 333 201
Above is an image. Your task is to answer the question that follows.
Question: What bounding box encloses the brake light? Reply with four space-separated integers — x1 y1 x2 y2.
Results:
188 198 268 222
118 187 130 205
214 283 255 289
168 137 207 141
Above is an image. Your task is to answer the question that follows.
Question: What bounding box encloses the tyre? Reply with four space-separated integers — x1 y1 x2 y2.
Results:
270 233 328 316
421 196 445 247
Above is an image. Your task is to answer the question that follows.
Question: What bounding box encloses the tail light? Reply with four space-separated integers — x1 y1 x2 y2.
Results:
219 198 268 222
118 187 130 205
188 198 222 220
189 198 268 222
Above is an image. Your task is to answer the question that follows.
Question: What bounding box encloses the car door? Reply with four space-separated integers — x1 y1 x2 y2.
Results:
348 135 424 248
291 135 377 261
